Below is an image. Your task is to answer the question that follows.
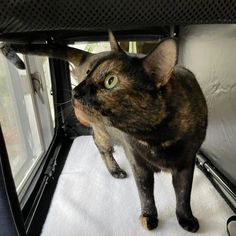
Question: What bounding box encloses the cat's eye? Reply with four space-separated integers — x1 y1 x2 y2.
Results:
104 75 118 89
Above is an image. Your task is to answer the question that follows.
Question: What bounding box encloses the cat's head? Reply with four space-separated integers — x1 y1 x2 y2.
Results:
72 32 177 133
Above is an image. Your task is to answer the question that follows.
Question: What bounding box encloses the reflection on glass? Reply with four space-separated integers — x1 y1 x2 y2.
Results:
0 54 43 189
0 55 28 180
42 57 55 126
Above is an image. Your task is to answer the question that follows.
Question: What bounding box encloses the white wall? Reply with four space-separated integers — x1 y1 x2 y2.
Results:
179 25 236 184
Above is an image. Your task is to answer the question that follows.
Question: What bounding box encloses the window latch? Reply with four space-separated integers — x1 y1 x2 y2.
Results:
31 72 45 104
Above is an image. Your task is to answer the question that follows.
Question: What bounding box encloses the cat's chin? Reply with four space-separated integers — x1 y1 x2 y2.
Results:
74 110 91 127
73 100 110 126
73 102 91 126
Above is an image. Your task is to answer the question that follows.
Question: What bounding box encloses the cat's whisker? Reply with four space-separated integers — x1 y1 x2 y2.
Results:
55 109 75 121
55 100 72 107
55 105 72 115
55 105 72 113
57 88 73 93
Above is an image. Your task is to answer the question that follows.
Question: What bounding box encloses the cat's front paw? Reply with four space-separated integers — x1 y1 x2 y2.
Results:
110 168 127 179
139 214 158 230
177 215 199 232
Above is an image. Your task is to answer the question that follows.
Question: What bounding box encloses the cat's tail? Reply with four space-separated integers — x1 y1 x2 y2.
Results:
0 43 91 69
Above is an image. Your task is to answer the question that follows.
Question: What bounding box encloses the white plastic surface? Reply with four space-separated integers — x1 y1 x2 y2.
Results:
41 136 233 236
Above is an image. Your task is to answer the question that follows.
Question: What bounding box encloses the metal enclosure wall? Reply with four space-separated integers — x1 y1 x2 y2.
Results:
179 25 236 185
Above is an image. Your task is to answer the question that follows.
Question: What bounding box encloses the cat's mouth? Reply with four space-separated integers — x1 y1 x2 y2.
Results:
73 98 105 126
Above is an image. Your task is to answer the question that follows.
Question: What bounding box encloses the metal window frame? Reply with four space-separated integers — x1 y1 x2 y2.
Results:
1 54 55 201
0 125 27 236
16 55 56 204
21 56 73 235
0 45 73 235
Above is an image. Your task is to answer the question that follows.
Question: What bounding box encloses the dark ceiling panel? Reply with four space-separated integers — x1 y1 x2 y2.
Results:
0 0 235 42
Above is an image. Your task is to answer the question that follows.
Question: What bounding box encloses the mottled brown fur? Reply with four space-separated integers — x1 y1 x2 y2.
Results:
1 33 207 233
71 37 207 233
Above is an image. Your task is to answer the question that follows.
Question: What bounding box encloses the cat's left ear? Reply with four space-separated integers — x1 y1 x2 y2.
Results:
108 31 123 52
143 38 177 88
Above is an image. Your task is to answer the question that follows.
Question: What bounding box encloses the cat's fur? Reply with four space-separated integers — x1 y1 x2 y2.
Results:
1 32 207 232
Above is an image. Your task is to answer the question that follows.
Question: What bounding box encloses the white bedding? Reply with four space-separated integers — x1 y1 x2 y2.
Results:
41 136 234 236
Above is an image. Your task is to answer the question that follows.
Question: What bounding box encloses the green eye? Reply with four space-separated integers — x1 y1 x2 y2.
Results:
104 75 118 89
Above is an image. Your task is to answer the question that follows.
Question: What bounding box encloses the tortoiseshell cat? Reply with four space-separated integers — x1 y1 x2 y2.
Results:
1 32 207 232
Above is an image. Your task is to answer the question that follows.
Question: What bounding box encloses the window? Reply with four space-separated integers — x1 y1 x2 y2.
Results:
0 53 54 201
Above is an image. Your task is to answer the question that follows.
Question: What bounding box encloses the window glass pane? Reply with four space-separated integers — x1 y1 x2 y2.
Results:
17 60 43 159
24 94 42 157
0 54 43 191
71 42 110 53
0 56 28 179
42 57 55 127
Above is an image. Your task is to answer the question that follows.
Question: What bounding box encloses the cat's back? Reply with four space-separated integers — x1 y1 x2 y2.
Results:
169 65 208 135
172 65 207 108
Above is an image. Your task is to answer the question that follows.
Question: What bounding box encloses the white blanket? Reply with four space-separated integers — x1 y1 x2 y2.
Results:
41 136 234 236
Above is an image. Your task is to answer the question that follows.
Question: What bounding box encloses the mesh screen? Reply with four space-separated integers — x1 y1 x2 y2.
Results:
0 0 236 34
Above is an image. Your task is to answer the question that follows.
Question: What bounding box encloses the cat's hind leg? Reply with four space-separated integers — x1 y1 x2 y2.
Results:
92 125 127 179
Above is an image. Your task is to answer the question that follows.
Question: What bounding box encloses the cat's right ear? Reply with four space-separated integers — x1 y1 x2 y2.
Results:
143 38 177 88
0 43 91 69
108 31 123 53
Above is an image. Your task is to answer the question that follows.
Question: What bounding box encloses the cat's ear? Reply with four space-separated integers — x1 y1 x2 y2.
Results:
108 31 123 52
143 39 177 87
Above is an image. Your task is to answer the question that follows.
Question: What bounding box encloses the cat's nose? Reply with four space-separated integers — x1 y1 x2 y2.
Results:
73 80 87 99
72 87 85 99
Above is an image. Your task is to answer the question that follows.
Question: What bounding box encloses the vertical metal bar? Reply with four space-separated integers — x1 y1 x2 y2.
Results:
49 57 71 130
0 124 26 236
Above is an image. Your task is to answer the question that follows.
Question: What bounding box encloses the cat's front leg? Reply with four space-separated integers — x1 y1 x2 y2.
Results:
172 161 199 233
129 153 158 230
92 125 127 179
